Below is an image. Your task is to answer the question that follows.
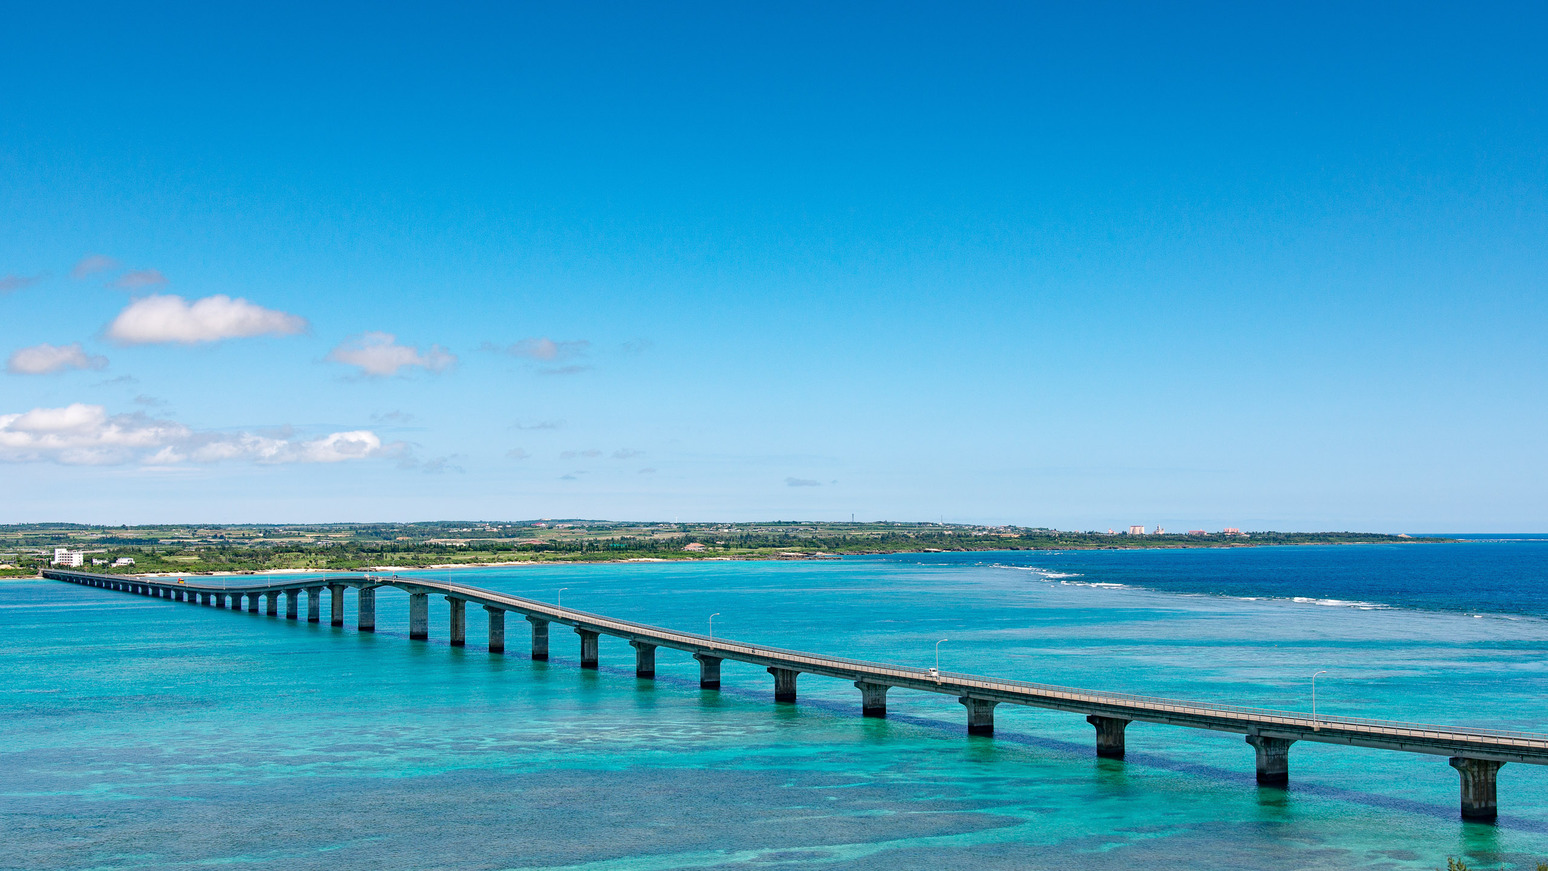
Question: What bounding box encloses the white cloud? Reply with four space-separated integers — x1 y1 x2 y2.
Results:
506 447 530 460
498 337 590 361
786 477 822 487
0 273 45 293
611 448 643 459
7 343 108 375
71 254 119 279
111 269 168 289
560 449 602 459
0 403 392 466
327 332 456 377
106 294 308 345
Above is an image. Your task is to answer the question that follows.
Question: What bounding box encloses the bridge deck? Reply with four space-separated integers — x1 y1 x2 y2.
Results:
44 568 1548 766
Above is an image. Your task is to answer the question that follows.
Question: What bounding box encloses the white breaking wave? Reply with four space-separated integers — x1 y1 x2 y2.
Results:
1291 596 1390 610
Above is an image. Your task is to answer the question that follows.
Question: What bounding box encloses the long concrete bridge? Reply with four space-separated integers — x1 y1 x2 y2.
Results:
45 567 1548 821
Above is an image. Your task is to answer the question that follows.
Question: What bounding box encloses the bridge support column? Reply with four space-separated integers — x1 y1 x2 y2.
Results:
358 587 375 632
1087 715 1131 759
631 641 656 678
485 607 505 653
214 592 226 608
959 697 999 736
447 597 465 647
1450 757 1504 821
694 654 722 689
247 592 260 614
528 617 549 660
769 667 799 702
285 589 298 620
1246 734 1295 786
306 587 321 622
577 628 599 668
409 593 429 640
265 592 279 617
856 681 889 717
330 585 345 626
197 591 208 605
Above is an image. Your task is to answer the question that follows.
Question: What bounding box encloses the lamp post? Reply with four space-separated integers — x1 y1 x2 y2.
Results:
557 588 568 610
708 612 720 642
1312 670 1328 728
932 638 948 682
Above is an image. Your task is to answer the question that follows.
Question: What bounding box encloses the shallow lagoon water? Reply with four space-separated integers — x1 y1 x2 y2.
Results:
5 544 1548 869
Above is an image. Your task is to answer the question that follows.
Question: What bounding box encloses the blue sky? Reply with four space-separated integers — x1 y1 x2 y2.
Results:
2 2 1544 530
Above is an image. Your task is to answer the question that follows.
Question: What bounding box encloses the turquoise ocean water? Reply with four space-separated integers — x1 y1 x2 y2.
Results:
6 541 1548 870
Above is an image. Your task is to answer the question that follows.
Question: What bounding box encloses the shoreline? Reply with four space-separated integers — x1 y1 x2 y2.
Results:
104 539 1447 578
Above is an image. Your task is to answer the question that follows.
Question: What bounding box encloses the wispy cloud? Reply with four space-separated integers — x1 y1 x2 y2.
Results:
71 255 119 280
6 343 108 375
612 448 643 459
786 477 822 487
492 337 590 361
132 395 167 408
0 403 393 466
638 467 656 474
397 453 465 474
505 447 530 460
111 269 168 289
511 419 565 431
106 294 308 345
539 364 592 376
0 273 45 293
369 411 419 427
327 332 455 377
621 339 653 355
560 449 602 459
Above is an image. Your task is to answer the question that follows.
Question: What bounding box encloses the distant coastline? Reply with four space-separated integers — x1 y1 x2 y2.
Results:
1 522 1446 577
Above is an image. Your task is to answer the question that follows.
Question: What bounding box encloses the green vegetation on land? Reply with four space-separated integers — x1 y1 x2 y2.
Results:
0 521 1442 576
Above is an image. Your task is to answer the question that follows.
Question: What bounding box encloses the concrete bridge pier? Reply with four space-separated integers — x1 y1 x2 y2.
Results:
769 667 799 702
409 593 429 640
306 587 321 622
484 607 505 652
960 697 999 736
1246 734 1295 786
285 590 298 620
631 641 656 678
248 592 261 614
1088 715 1131 759
1451 757 1504 820
856 681 889 717
197 591 208 605
214 592 226 608
447 597 465 647
528 616 549 660
694 653 722 689
265 592 279 617
330 585 345 626
358 587 375 632
577 628 600 669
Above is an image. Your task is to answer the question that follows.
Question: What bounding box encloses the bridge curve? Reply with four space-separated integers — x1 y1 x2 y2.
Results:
43 567 1547 821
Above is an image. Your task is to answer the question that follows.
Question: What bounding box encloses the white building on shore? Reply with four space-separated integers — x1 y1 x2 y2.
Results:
52 548 85 567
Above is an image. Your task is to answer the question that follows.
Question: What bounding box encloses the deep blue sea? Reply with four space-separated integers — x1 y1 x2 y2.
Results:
6 539 1548 870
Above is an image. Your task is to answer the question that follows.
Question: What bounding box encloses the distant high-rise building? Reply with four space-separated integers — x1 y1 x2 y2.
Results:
1222 527 1241 535
1128 525 1146 535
